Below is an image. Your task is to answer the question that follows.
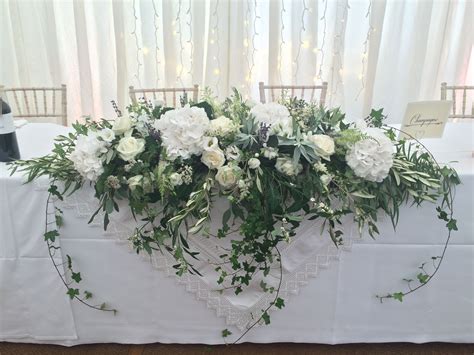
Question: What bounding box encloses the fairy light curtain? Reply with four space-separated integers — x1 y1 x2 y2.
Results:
1 0 471 124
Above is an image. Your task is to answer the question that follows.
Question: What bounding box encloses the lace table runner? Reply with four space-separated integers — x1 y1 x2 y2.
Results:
52 184 356 330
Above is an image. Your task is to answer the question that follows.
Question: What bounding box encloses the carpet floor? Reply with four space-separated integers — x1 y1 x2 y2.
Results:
1 342 473 355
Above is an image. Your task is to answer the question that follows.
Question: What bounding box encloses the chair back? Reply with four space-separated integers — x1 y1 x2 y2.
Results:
441 82 474 119
258 82 328 107
0 85 67 126
129 85 199 107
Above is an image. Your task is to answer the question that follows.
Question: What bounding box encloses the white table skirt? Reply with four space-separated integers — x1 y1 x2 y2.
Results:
0 123 473 345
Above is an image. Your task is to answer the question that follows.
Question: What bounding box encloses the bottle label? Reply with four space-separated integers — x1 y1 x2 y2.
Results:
0 113 15 134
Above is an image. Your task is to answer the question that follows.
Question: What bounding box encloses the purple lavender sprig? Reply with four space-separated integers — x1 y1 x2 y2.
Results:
258 122 271 144
110 100 122 117
147 124 161 142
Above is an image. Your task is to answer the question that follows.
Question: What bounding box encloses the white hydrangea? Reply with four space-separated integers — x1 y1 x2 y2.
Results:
153 105 210 160
346 126 394 182
250 102 293 136
69 131 108 181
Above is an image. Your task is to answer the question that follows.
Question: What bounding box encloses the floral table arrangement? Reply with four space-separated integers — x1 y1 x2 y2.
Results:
11 90 460 342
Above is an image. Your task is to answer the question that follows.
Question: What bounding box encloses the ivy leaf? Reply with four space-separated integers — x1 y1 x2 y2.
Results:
55 214 64 228
446 219 458 231
417 273 429 284
274 297 285 309
221 329 232 338
44 230 59 242
84 291 93 299
392 292 404 302
71 272 82 283
67 288 80 299
261 311 271 325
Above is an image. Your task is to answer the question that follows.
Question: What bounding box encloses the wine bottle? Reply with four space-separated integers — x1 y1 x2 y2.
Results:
0 99 20 162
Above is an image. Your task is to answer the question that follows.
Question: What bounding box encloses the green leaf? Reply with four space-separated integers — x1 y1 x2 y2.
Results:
350 191 375 199
84 291 93 299
55 214 64 228
44 230 59 242
222 208 232 227
71 272 82 283
446 219 458 231
417 273 429 284
221 328 232 338
66 288 80 299
392 292 404 302
105 198 114 214
261 311 271 325
274 297 285 309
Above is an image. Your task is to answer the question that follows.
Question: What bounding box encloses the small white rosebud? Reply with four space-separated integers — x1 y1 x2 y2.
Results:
248 158 261 169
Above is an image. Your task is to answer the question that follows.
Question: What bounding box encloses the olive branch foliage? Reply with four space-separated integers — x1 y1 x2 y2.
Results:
9 92 459 343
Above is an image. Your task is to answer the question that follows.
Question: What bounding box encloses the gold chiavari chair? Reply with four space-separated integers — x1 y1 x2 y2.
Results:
258 82 328 107
441 82 474 120
129 85 200 107
0 85 68 126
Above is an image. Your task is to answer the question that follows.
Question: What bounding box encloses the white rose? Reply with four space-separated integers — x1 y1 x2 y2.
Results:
216 165 241 189
153 105 210 160
275 157 303 176
98 128 115 143
201 147 225 169
262 147 279 160
202 136 219 150
225 146 242 161
346 127 394 182
208 116 238 137
306 134 335 160
112 115 132 135
117 136 146 161
250 102 293 136
248 158 260 169
169 172 183 186
127 175 143 191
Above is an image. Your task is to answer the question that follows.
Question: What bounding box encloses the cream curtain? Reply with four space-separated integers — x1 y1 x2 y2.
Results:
0 0 472 124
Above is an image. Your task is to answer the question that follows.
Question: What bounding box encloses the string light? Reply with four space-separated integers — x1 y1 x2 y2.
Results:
151 0 161 87
211 0 221 96
186 0 194 82
244 0 259 95
175 0 185 86
294 0 309 82
330 0 349 102
278 0 286 84
356 0 373 101
317 0 328 81
131 0 142 88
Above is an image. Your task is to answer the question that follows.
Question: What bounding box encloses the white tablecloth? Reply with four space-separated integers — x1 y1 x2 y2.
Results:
1 123 473 345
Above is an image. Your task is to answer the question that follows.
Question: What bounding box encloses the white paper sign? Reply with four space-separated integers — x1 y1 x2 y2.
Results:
399 100 451 139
